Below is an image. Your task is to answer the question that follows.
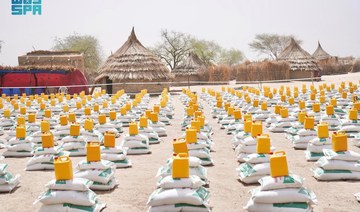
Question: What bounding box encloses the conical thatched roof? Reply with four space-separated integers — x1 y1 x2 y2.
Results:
96 28 171 81
312 41 331 60
172 53 206 76
278 38 320 72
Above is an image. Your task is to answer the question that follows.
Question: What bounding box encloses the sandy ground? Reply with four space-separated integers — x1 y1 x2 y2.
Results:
0 72 360 212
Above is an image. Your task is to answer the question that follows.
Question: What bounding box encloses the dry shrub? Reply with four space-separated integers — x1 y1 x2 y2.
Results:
350 58 360 73
318 58 351 75
206 60 290 82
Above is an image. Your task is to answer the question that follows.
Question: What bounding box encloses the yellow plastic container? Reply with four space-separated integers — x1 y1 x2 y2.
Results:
191 120 201 132
126 102 131 111
145 110 151 118
304 116 315 130
227 107 234 116
198 116 205 127
63 105 69 112
216 100 222 108
153 105 160 113
150 112 159 122
354 102 360 111
60 115 68 126
186 128 197 143
28 113 36 123
253 99 259 107
332 131 348 152
317 122 329 138
243 113 252 122
298 111 306 123
173 138 188 154
129 122 139 135
280 95 286 102
84 107 91 116
140 116 148 128
251 121 263 137
330 98 337 107
84 119 94 131
42 132 54 148
20 106 26 115
270 151 289 177
68 113 76 123
319 96 326 104
261 102 267 111
326 105 334 115
280 107 288 118
310 93 316 100
86 142 101 162
104 132 116 147
172 153 189 178
244 120 252 133
120 106 127 115
54 156 73 180
299 101 305 109
41 120 50 132
98 114 106 124
186 107 194 116
234 110 242 120
76 101 82 109
109 111 116 120
342 92 347 99
312 103 320 113
93 104 99 112
70 124 80 136
348 108 358 120
288 97 294 105
274 105 281 115
16 126 26 139
4 109 10 118
17 116 26 125
256 134 271 154
44 109 51 118
103 101 108 109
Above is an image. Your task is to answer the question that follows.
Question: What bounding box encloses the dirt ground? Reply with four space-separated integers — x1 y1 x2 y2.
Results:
1 73 360 211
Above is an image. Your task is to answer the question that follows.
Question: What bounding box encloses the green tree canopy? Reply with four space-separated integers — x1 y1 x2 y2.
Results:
249 33 302 59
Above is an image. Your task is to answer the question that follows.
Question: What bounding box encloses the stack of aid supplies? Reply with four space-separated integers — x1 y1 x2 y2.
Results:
289 116 317 149
339 108 360 136
75 142 117 190
285 110 307 137
225 109 243 134
319 104 341 131
94 113 120 135
237 135 274 184
232 115 253 149
0 162 20 193
101 131 132 168
26 131 69 171
0 109 15 130
3 125 34 157
122 122 151 155
80 118 103 142
153 104 170 125
305 122 332 161
148 111 167 137
313 131 360 180
60 123 88 156
148 151 210 212
34 156 106 211
138 116 161 144
157 139 209 184
268 106 296 133
244 151 317 212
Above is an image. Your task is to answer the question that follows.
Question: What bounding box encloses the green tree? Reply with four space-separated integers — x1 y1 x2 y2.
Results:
190 39 222 65
150 29 192 70
249 34 302 59
52 34 103 82
219 48 244 66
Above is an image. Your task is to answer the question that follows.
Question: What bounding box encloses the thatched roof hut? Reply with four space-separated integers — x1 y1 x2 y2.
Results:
95 28 171 94
278 38 321 79
312 41 332 61
172 53 206 82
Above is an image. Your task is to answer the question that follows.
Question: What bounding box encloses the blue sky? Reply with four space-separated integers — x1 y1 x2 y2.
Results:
0 0 359 65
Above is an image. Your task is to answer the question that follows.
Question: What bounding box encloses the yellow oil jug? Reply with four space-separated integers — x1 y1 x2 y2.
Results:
84 119 94 131
224 102 230 111
191 120 201 132
299 100 305 109
145 110 151 118
342 92 347 99
42 132 54 148
186 128 197 143
86 142 101 162
274 105 281 115
120 106 127 115
140 116 148 128
256 134 270 154
270 151 289 177
129 122 139 135
4 109 10 118
228 107 234 116
194 111 202 118
44 109 51 118
70 124 80 136
76 101 82 109
186 107 194 116
280 95 286 102
41 120 50 132
104 132 115 147
54 156 73 180
68 113 76 123
84 107 91 116
280 107 288 118
244 120 252 133
93 104 99 112
150 112 159 122
312 103 320 113
16 126 26 139
17 116 26 125
251 121 262 137
288 97 294 105
173 138 188 154
28 113 36 123
153 105 160 113
332 131 348 152
216 100 222 108
304 116 314 130
243 113 252 122
294 91 299 98
354 102 360 111
234 110 241 120
60 115 68 126
20 106 26 115
63 105 69 112
172 153 189 178
253 99 259 107
317 122 329 138
298 111 306 123
109 111 116 121
261 102 267 111
348 108 358 121
198 116 205 127
310 93 316 100
330 98 337 107
326 105 334 115
98 114 106 124
103 101 108 109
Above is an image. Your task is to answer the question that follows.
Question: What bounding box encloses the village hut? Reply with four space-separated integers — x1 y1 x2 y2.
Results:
312 41 332 61
278 38 321 79
95 28 172 94
172 52 207 82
